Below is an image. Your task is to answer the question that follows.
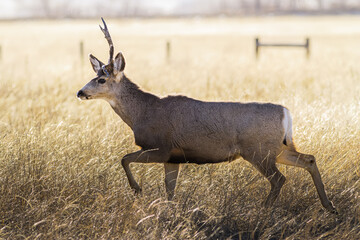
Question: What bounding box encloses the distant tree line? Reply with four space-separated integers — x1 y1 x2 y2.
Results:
178 0 360 16
10 0 360 18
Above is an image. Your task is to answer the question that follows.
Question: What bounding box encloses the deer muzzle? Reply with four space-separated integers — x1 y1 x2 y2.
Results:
77 90 90 100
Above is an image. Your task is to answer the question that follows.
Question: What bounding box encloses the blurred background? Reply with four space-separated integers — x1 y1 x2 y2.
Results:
1 0 360 19
0 1 359 239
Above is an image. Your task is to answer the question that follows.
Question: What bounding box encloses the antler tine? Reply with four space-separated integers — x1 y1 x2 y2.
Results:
99 17 114 64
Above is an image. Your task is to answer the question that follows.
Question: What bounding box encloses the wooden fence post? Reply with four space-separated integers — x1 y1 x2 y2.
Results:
166 40 171 62
79 41 84 78
255 37 259 59
305 38 310 58
79 41 84 66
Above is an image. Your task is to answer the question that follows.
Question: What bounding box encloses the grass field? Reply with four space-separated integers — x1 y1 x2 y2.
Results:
0 17 359 239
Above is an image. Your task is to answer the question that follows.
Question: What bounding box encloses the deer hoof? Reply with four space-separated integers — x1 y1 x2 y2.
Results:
328 203 338 215
134 188 142 196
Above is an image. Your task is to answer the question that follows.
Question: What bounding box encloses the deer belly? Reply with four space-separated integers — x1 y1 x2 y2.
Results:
168 147 239 164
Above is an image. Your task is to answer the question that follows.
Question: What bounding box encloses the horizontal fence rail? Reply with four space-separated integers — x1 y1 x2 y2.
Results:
255 38 310 58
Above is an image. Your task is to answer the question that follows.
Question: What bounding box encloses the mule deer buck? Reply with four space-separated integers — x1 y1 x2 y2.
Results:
77 18 337 213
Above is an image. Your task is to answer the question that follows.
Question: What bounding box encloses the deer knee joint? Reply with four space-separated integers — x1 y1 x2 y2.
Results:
307 155 316 164
299 154 316 168
121 156 129 168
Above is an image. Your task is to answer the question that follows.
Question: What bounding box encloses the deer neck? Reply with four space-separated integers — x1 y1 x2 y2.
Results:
109 75 158 129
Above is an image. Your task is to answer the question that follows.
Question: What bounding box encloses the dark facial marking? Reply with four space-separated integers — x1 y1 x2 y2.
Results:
96 69 104 77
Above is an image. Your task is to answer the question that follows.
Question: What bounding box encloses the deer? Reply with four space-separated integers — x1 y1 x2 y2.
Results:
77 18 337 214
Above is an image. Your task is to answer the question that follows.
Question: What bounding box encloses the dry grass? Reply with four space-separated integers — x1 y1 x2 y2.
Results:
0 17 359 239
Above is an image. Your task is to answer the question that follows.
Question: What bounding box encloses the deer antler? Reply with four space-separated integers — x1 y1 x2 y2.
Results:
99 17 114 65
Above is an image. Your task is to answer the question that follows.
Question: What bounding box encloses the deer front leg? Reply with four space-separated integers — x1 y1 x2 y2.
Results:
121 149 171 194
164 163 180 200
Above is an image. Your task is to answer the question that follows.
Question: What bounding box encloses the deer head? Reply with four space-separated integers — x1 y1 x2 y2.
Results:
77 18 125 101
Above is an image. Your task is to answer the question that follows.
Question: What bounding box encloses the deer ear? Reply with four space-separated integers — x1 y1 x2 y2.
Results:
113 52 125 74
89 54 104 73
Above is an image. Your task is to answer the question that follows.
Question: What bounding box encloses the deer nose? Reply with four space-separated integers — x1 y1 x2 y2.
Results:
77 90 84 98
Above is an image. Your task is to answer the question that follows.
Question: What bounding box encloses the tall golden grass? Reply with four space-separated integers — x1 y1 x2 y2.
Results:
0 17 359 239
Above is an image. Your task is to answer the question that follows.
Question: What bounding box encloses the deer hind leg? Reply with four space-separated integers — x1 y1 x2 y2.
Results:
121 149 171 194
276 148 337 214
164 163 180 200
250 155 286 208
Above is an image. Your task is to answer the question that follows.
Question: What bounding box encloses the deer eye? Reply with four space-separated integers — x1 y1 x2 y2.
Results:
98 79 106 84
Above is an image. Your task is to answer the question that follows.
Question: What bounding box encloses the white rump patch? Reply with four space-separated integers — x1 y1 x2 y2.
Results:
282 108 293 145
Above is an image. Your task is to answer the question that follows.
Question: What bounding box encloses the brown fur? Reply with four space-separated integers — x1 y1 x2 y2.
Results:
76 19 337 213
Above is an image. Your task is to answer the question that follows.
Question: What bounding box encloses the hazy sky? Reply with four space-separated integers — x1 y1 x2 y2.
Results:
0 0 358 19
0 0 180 18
